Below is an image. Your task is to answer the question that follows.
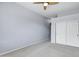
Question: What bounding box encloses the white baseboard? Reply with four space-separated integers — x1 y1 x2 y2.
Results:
53 43 79 48
0 39 48 56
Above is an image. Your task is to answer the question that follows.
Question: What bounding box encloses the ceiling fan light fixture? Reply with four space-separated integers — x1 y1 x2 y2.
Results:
43 2 48 10
33 2 59 10
43 2 48 6
44 6 47 10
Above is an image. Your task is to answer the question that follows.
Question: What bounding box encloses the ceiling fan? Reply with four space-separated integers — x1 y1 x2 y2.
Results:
33 2 59 10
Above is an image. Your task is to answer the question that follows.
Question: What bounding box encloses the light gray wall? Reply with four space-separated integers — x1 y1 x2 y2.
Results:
0 2 49 54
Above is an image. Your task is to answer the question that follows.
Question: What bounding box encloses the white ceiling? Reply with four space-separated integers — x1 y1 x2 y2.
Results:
17 2 79 18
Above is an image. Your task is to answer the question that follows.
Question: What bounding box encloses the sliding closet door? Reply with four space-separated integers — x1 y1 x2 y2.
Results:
56 21 66 44
67 21 79 47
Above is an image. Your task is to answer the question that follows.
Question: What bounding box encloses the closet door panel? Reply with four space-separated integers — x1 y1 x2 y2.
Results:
56 21 66 44
67 21 79 47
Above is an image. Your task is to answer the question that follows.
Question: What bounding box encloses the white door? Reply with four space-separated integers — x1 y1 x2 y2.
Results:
56 21 66 44
66 21 79 47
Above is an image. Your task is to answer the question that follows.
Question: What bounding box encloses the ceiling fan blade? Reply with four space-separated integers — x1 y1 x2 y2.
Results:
33 2 44 4
48 2 59 5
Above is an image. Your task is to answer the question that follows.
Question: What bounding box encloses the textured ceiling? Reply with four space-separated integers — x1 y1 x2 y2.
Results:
17 2 79 18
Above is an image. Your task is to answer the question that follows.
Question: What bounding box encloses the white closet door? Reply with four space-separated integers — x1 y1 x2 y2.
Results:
56 21 66 44
67 21 79 47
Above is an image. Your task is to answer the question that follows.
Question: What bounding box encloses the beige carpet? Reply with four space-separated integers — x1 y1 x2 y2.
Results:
1 41 79 57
